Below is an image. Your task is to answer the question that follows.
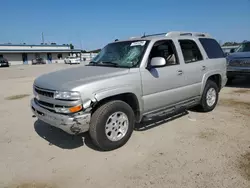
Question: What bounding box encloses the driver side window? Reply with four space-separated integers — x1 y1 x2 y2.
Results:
149 40 179 66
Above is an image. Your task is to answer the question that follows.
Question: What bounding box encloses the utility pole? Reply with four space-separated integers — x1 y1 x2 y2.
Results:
80 40 83 50
42 32 44 44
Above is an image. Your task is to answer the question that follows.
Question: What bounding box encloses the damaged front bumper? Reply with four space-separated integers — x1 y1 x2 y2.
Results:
30 98 91 135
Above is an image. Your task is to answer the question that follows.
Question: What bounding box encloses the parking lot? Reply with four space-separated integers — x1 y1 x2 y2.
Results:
0 64 249 188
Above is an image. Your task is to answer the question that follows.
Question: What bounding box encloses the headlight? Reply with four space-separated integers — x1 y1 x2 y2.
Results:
55 105 83 114
54 91 81 100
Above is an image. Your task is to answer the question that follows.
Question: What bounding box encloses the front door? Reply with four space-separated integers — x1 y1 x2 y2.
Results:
22 53 28 64
141 40 186 113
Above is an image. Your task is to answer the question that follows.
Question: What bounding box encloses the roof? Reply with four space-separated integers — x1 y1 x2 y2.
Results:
112 31 213 43
0 49 82 53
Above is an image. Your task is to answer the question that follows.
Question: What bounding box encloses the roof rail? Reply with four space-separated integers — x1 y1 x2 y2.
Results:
140 31 211 38
141 33 167 38
166 31 211 38
129 36 140 39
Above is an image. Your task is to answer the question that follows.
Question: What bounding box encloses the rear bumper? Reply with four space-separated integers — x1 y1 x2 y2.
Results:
30 98 91 135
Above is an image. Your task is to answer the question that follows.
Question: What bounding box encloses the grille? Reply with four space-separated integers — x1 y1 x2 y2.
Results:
34 98 66 111
230 59 250 67
34 98 54 110
37 99 54 108
34 86 54 98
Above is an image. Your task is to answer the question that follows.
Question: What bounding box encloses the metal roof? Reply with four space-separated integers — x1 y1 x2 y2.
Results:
0 49 81 53
0 44 70 47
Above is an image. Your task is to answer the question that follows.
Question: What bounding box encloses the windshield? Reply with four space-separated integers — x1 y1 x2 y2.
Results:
235 42 250 52
90 40 149 68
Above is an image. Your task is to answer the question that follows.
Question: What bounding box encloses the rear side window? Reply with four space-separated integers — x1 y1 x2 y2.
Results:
179 40 203 63
199 38 224 59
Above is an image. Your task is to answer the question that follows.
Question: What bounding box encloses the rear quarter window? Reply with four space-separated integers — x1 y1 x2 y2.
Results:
199 38 225 59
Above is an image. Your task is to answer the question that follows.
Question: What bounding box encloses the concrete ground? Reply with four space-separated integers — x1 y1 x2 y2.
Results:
0 64 249 188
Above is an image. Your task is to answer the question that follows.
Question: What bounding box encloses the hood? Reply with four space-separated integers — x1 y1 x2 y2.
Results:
227 52 250 59
34 65 130 91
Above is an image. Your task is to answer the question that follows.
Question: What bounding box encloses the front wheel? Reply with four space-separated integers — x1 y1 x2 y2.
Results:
198 80 219 112
89 100 135 151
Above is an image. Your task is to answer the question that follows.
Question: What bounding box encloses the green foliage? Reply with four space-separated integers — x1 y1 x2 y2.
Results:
222 40 248 47
82 49 101 53
70 43 74 49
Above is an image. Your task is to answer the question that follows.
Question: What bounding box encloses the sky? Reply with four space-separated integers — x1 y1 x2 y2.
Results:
0 0 249 50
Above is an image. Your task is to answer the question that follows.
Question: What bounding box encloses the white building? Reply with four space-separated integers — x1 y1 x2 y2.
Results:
0 44 81 65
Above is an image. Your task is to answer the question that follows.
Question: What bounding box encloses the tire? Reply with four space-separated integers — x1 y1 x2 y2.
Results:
198 80 219 112
89 100 135 151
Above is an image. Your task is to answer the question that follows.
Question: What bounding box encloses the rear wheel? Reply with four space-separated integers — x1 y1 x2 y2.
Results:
89 100 135 151
198 80 219 112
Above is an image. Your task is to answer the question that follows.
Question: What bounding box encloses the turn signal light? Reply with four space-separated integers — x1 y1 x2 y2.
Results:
69 105 83 113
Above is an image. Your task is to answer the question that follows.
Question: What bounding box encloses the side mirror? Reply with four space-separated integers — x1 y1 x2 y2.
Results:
230 48 235 53
149 57 166 68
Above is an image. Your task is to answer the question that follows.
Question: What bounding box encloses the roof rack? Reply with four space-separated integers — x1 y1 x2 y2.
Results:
166 31 211 37
140 31 211 38
141 33 167 38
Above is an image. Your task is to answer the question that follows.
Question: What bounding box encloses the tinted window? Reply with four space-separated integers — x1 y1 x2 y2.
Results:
179 40 203 63
199 38 224 59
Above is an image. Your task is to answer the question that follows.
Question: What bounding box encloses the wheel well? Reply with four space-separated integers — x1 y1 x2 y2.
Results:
92 93 140 122
207 74 222 91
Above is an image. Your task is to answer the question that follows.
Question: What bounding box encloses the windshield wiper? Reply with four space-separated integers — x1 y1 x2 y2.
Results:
100 61 118 67
87 61 118 67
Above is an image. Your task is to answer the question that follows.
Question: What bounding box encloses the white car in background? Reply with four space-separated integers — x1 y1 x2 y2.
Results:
64 56 81 64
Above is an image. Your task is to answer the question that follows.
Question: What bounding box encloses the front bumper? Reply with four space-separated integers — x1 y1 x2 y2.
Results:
31 98 91 135
227 67 250 77
0 63 9 67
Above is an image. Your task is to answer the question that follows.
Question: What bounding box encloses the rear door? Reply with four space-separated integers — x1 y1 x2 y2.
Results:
176 39 205 99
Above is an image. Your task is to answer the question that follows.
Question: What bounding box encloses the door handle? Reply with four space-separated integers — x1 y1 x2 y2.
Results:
177 70 183 75
202 65 206 71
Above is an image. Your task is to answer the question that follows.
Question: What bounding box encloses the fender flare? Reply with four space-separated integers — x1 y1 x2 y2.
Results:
200 70 222 95
93 85 144 117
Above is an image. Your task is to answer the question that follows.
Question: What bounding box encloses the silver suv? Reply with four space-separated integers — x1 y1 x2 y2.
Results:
31 31 227 151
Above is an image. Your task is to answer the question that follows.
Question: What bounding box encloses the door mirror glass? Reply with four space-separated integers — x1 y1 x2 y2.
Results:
230 48 235 53
150 57 166 68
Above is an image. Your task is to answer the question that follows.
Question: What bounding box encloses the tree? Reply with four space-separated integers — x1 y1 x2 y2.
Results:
222 42 241 46
70 43 74 49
